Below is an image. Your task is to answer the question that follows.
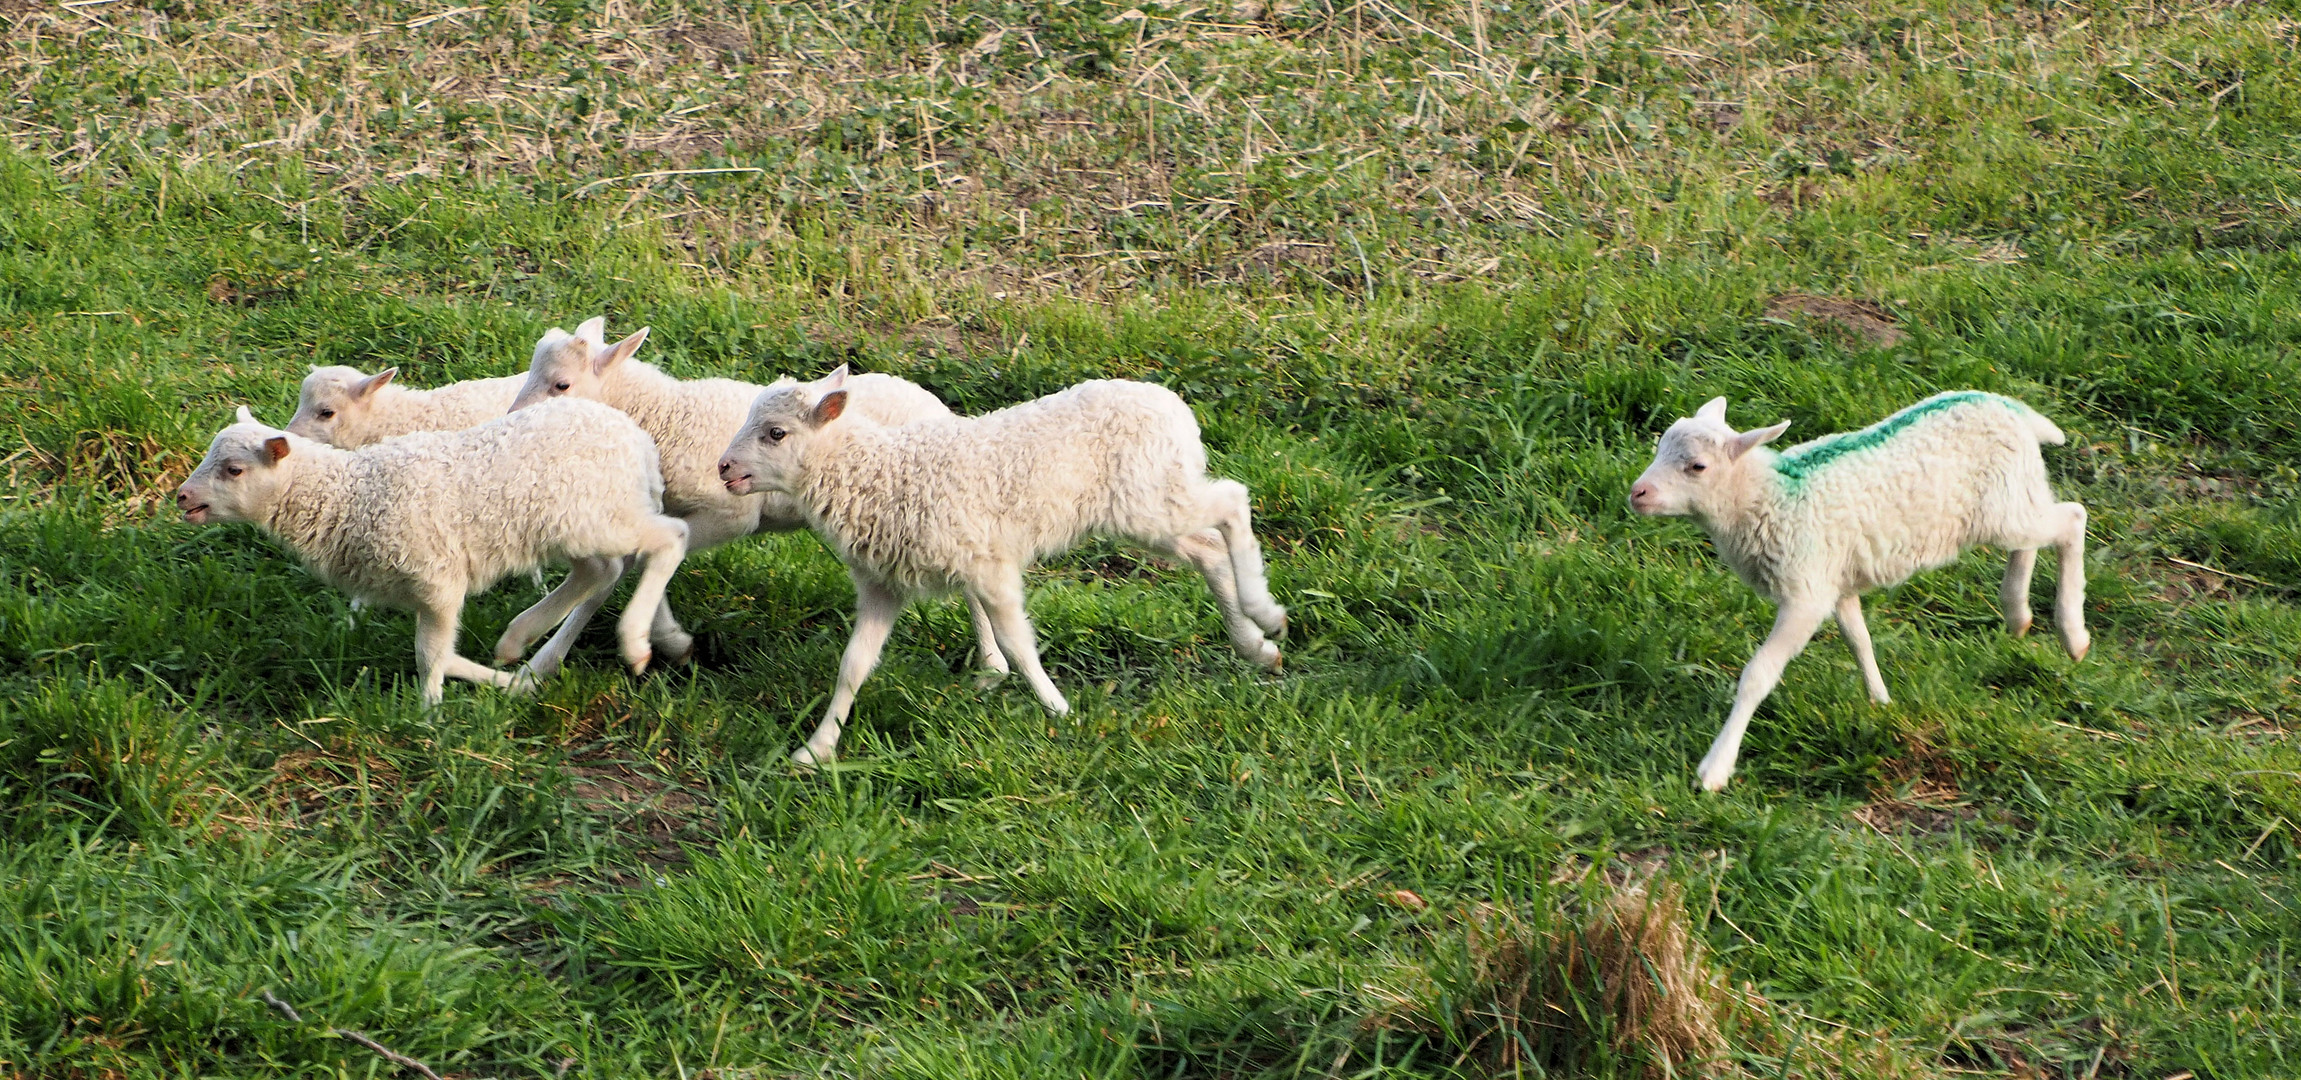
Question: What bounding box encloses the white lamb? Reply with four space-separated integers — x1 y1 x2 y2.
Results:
717 365 1288 767
283 361 636 679
503 317 1006 677
1628 392 2089 792
175 400 689 705
285 365 526 448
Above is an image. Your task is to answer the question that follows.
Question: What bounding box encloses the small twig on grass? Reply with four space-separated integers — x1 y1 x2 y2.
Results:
262 990 445 1080
565 168 767 199
2166 556 2293 593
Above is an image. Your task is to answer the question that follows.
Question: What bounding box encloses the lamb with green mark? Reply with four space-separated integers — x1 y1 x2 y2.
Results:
1629 391 2090 792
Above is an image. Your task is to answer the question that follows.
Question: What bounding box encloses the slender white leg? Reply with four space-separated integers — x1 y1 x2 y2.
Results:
965 593 1011 688
1201 483 1286 640
650 594 695 665
495 556 622 664
2053 502 2089 660
413 587 520 706
2000 548 2037 637
1162 528 1281 669
1836 593 1890 705
971 572 1069 716
617 518 690 674
1697 598 1832 792
519 558 624 683
796 575 907 767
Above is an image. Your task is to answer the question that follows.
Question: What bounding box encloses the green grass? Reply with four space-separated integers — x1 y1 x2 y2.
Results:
3 0 2299 1075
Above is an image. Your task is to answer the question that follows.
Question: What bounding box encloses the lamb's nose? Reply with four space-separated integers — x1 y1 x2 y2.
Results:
175 489 189 506
1629 483 1651 502
717 458 733 477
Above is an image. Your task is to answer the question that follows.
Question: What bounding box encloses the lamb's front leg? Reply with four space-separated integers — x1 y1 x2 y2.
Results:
971 573 1069 717
1835 593 1891 705
1698 597 1832 792
796 575 907 768
964 594 1011 688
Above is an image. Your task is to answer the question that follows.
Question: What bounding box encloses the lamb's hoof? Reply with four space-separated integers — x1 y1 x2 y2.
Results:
791 744 834 770
1695 754 1732 792
629 651 652 676
1262 609 1289 641
507 669 542 696
2065 630 2091 662
2009 616 2032 638
1246 639 1282 672
494 647 525 667
1697 770 1731 793
973 668 1010 691
657 632 697 666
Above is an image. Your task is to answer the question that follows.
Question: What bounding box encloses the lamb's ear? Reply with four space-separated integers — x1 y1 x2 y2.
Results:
236 405 257 424
1728 419 1791 459
356 367 397 398
1695 396 1730 424
821 363 850 390
811 389 849 426
576 316 608 346
262 435 291 465
596 327 649 373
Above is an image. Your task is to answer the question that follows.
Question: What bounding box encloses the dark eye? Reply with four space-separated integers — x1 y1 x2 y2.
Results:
1686 462 1708 473
225 464 244 478
764 426 787 444
553 381 571 392
317 409 335 420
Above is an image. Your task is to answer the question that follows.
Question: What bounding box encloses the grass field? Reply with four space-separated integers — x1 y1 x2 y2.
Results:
3 0 2300 1075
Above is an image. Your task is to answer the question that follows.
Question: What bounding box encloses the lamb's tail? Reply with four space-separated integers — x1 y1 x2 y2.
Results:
2021 404 2067 447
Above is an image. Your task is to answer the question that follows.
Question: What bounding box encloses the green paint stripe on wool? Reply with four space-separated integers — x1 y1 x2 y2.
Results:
1772 391 2027 488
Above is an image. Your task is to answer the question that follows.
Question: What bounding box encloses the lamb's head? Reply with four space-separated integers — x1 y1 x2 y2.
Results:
286 365 396 446
1628 397 1790 518
718 365 852 496
509 316 650 411
178 406 299 525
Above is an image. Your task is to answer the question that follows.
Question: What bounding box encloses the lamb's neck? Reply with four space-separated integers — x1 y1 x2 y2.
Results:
605 360 687 411
262 448 357 565
1697 463 1791 597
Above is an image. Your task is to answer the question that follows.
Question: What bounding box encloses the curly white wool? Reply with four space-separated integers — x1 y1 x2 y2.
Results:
175 399 689 705
719 367 1288 767
286 365 528 449
1629 391 2089 792
503 317 1004 673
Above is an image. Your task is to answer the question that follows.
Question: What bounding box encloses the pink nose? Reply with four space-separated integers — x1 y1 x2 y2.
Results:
1630 483 1651 502
717 458 734 478
175 489 190 507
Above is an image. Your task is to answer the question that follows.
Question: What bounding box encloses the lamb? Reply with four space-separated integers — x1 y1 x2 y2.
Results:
503 317 1007 678
285 365 527 448
174 400 689 705
1628 391 2089 792
283 361 637 680
717 365 1288 767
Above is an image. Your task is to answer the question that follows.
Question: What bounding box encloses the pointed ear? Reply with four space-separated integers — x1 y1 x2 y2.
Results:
1728 419 1791 459
596 327 649 374
822 363 850 390
1694 396 1730 424
236 405 256 424
357 367 397 398
811 389 849 426
576 317 608 346
262 435 291 465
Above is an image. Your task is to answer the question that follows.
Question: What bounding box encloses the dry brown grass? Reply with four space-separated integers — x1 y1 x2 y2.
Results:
1460 881 1735 1077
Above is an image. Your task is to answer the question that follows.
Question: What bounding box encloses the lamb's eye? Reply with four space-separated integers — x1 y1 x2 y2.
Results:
317 409 335 420
225 464 244 478
765 426 787 444
1686 462 1708 473
553 381 571 393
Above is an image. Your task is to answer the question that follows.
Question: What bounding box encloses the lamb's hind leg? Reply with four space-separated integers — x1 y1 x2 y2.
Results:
971 571 1069 716
1159 528 1280 671
518 556 626 683
2000 548 2037 637
495 557 619 665
616 517 690 675
2052 502 2090 660
1198 482 1287 643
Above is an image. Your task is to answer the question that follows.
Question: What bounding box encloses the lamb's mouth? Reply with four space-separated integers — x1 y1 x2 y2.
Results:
183 504 211 523
724 475 753 494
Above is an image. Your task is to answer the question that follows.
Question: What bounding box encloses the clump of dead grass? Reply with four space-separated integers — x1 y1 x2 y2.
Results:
1460 881 1734 1077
